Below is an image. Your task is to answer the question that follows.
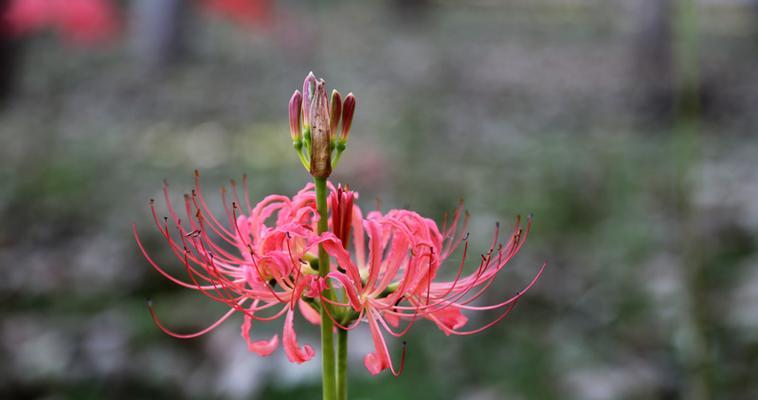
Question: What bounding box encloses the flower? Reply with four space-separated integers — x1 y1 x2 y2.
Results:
134 171 327 363
4 0 119 44
137 72 544 395
318 188 546 375
200 0 274 29
136 176 544 374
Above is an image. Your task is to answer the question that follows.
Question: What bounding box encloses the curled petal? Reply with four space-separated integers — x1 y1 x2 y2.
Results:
283 309 315 364
363 311 405 376
241 304 279 356
327 271 362 311
364 352 385 376
384 312 400 328
428 306 468 336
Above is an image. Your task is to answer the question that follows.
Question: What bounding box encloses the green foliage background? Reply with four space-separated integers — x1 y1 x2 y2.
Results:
1 1 757 399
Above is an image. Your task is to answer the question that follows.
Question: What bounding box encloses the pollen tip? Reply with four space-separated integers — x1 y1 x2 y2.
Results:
495 221 500 228
162 179 169 186
528 213 534 219
149 198 155 204
146 297 153 306
194 169 200 177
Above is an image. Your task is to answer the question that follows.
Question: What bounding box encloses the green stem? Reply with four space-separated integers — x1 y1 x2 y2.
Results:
337 329 348 400
315 177 337 400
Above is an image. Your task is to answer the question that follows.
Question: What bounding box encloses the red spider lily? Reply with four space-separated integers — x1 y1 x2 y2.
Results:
200 0 274 29
136 174 543 374
3 0 119 44
134 171 332 363
319 188 546 375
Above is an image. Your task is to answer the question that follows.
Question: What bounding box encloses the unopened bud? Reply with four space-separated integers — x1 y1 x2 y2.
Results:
309 79 332 178
289 91 302 142
340 93 356 142
330 184 355 248
302 71 317 128
330 90 342 138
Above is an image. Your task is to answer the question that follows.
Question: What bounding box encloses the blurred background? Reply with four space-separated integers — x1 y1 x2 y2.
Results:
1 0 757 399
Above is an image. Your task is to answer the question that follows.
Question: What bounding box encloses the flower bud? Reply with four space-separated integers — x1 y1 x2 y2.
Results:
340 93 356 142
301 71 317 128
330 184 354 248
329 90 342 138
289 91 302 142
309 79 332 178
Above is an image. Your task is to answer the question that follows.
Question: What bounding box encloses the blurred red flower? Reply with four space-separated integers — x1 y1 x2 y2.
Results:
3 0 118 44
201 0 273 28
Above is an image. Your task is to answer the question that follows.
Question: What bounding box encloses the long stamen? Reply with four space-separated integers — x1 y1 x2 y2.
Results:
147 299 241 339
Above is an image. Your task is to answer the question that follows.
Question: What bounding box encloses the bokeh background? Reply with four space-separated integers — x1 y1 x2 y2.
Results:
1 0 757 399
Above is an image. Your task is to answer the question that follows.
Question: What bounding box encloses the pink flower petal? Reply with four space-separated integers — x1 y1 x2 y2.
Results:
283 309 315 364
298 299 321 325
241 304 279 356
428 306 468 335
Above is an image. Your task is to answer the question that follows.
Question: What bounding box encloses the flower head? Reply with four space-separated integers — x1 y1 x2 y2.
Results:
135 172 328 363
136 174 543 375
317 193 545 375
138 72 544 385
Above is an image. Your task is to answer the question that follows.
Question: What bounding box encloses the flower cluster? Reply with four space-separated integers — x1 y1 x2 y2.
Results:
289 71 355 178
136 174 544 374
136 72 544 377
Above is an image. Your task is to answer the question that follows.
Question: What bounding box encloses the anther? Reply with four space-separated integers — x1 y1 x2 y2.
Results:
185 230 201 238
